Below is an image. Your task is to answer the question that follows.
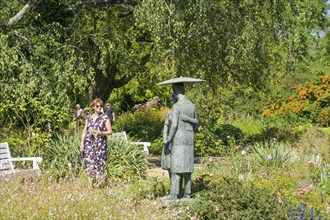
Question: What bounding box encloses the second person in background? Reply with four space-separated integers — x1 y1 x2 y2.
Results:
104 100 115 125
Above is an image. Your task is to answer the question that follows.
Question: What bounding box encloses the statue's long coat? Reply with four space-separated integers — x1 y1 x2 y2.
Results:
167 96 197 174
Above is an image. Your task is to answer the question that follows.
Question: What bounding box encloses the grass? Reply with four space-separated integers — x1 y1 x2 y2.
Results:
0 175 175 219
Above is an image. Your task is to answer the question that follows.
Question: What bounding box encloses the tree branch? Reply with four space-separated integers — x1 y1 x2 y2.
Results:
14 31 37 49
6 0 41 27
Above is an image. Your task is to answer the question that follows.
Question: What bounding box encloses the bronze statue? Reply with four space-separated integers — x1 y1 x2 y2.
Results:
161 83 198 201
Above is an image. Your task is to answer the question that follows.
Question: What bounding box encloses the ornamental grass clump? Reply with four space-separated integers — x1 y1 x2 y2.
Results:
106 137 149 182
43 133 84 180
251 142 298 169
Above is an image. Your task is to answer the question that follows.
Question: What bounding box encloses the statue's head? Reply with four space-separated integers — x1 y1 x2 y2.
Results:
172 83 185 95
171 83 184 103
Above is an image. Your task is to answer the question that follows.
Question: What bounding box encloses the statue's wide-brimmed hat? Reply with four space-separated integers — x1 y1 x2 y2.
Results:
157 76 206 86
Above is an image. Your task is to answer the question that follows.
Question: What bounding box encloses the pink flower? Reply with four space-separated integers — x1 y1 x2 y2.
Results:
190 215 199 220
308 184 315 190
295 190 305 195
209 173 214 177
197 126 203 133
267 154 272 160
261 172 267 177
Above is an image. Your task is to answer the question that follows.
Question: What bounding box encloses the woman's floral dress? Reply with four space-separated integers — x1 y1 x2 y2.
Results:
84 113 109 177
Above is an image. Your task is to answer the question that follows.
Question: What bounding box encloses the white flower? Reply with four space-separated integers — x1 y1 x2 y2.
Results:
267 154 272 160
241 150 246 156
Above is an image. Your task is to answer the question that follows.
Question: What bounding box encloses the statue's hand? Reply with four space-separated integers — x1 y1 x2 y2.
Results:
164 139 171 145
180 114 189 122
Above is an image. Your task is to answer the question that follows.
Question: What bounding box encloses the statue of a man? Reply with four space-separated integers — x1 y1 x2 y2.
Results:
161 83 198 201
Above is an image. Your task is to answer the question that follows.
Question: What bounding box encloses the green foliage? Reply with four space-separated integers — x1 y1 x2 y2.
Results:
106 138 149 182
113 108 166 142
187 177 288 219
308 161 322 184
147 137 163 155
251 142 296 170
232 117 264 137
43 133 84 180
125 178 170 201
194 127 225 157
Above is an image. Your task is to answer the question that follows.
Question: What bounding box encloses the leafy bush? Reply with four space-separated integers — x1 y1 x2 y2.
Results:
214 124 245 146
147 137 162 155
262 73 330 127
106 138 149 182
186 177 289 219
232 117 264 137
113 108 167 142
194 126 225 157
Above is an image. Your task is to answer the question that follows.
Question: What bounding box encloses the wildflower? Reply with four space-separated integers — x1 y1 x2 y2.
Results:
208 157 213 162
197 126 203 133
261 172 267 177
241 150 246 156
308 184 315 190
308 161 313 166
295 190 305 195
227 135 230 139
190 215 199 220
195 176 203 183
267 154 272 160
209 173 214 177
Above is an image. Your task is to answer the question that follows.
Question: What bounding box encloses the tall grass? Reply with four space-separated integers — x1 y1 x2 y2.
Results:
0 177 173 219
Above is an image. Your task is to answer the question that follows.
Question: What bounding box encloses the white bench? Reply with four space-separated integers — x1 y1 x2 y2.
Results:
0 142 43 177
111 131 151 155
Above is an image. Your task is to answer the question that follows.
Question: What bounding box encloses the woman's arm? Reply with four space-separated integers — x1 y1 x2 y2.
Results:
96 119 112 136
103 119 112 135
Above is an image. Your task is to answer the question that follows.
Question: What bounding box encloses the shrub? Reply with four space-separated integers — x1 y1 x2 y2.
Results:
147 137 162 155
106 138 149 182
194 126 225 157
186 177 288 219
113 108 167 142
262 73 330 127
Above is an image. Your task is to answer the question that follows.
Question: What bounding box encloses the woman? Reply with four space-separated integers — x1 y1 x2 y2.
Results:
80 98 112 187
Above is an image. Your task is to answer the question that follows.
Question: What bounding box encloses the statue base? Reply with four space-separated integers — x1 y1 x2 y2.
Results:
160 195 195 205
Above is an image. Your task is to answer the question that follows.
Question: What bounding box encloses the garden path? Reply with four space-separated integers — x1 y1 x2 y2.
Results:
147 156 202 178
